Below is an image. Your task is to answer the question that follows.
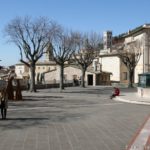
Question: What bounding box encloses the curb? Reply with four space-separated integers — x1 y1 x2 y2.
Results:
114 97 150 106
126 115 150 150
144 136 150 150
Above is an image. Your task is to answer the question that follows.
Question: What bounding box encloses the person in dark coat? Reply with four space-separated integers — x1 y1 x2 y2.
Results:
0 87 8 119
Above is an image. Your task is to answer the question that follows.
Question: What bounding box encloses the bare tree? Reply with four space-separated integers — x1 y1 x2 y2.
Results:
73 32 101 87
51 30 76 90
5 16 61 92
117 40 142 87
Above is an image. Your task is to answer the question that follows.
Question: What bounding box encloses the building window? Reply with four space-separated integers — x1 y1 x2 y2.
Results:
123 72 128 80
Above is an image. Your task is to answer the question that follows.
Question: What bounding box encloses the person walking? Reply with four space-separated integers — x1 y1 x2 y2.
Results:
0 88 8 119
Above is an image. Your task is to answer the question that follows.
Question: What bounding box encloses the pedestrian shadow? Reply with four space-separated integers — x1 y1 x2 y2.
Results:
4 117 49 121
0 112 87 130
0 117 49 130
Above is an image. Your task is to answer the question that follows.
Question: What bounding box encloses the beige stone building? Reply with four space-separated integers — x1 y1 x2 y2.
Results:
15 58 111 86
44 64 111 86
100 24 150 86
15 61 56 81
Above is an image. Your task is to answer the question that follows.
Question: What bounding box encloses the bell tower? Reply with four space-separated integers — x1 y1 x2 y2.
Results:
45 43 54 61
103 31 112 50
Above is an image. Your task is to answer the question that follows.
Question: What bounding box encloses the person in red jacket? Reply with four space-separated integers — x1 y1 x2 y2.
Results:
110 87 120 99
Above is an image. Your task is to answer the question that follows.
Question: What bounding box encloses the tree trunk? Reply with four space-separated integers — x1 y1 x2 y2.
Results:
59 64 64 90
81 68 86 88
7 78 14 100
128 69 134 88
30 63 36 92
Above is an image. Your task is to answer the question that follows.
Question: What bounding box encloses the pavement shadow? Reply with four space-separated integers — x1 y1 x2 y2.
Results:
4 117 48 121
23 96 64 101
9 95 97 109
0 111 87 130
119 94 125 96
61 88 113 95
0 117 49 130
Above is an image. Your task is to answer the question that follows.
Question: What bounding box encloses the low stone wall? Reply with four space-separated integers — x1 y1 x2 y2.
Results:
137 87 150 98
36 83 73 89
20 83 73 91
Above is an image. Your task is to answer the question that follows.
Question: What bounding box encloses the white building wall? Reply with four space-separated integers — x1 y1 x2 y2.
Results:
99 56 120 82
15 65 25 78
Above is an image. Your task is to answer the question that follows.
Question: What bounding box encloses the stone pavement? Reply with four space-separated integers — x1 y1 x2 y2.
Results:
114 88 150 150
0 87 150 150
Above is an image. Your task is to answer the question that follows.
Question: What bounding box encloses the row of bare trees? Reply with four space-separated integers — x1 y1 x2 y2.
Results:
5 16 101 92
4 16 142 91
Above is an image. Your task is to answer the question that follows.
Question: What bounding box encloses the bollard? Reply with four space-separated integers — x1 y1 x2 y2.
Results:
141 88 143 97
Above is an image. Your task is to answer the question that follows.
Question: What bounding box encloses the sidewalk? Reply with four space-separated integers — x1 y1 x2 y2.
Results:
114 90 150 150
115 91 150 105
0 87 149 150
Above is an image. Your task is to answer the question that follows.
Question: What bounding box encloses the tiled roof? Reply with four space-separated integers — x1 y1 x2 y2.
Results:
116 24 150 38
16 61 57 66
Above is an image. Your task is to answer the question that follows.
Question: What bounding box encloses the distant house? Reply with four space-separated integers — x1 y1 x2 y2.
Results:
99 53 120 83
15 63 29 79
15 61 56 79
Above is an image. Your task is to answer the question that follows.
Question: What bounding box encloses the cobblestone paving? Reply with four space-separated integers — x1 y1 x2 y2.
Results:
0 87 150 150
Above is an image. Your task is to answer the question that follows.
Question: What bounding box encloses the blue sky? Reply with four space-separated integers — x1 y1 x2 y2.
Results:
0 0 150 66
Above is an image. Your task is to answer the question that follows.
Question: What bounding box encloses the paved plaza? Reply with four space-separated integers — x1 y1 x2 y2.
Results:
0 86 150 150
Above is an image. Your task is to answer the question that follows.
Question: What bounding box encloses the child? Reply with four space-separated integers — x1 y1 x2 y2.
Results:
0 88 8 119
